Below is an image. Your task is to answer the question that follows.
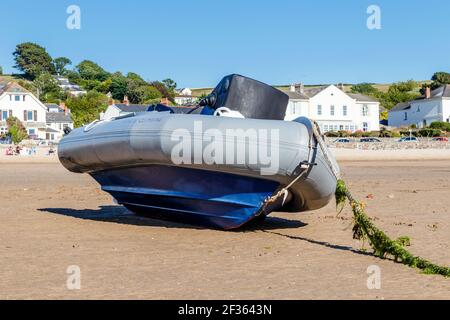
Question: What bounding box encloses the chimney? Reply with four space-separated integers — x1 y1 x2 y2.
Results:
59 102 69 114
106 92 114 105
123 95 129 105
290 83 304 94
160 97 170 105
425 87 431 99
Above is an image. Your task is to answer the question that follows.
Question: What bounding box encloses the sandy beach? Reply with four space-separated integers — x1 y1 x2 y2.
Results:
0 152 449 299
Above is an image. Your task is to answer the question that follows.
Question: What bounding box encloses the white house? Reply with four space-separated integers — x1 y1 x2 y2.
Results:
0 82 48 139
45 103 74 141
174 87 197 106
54 76 86 97
176 88 192 96
284 84 380 133
388 85 450 128
100 96 150 120
0 82 73 141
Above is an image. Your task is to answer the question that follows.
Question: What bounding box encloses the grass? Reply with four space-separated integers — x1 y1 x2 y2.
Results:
190 81 431 97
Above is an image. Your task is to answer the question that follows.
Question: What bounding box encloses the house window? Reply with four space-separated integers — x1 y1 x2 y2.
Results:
15 95 20 101
362 105 369 116
343 105 347 116
345 125 349 131
28 111 33 121
324 125 329 132
29 129 35 135
317 105 322 115
2 110 8 121
404 112 408 121
339 125 344 130
363 122 368 132
330 105 335 116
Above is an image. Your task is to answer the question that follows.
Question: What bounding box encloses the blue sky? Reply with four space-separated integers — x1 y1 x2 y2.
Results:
1 0 449 87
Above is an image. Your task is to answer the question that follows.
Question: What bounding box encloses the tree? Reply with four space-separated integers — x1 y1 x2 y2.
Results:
350 83 379 96
32 72 63 102
420 71 450 94
109 72 128 100
378 80 420 110
127 84 162 104
6 117 28 144
53 57 72 75
432 72 450 84
66 91 109 127
76 60 110 81
0 66 3 75
13 42 55 79
162 78 177 91
151 81 175 103
127 72 146 86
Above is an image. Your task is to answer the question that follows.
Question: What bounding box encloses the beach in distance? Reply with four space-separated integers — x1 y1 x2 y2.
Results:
0 149 449 299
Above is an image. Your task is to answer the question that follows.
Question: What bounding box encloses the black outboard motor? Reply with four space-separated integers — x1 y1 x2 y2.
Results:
199 74 289 120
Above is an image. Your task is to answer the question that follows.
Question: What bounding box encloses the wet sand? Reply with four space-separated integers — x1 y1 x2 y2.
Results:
0 160 449 299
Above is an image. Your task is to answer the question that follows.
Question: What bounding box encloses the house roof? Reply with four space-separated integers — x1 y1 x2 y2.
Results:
390 102 411 112
114 103 150 112
285 91 309 100
46 112 73 123
46 127 60 133
429 84 450 98
45 103 64 112
286 85 379 102
347 93 379 102
0 82 29 95
390 84 450 112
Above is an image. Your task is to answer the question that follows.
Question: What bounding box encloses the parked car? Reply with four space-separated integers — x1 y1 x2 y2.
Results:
398 137 418 142
432 137 449 142
333 138 351 143
360 138 381 143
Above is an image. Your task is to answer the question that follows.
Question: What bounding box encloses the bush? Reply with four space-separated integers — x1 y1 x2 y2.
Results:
337 130 350 137
350 130 364 138
325 131 340 137
429 121 450 131
6 117 28 144
418 128 442 137
379 130 400 138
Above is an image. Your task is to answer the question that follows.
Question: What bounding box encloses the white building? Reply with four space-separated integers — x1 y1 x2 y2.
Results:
174 87 197 106
284 84 380 133
55 76 86 97
100 97 150 120
0 82 48 139
388 85 450 128
45 103 74 141
0 82 73 141
176 88 192 96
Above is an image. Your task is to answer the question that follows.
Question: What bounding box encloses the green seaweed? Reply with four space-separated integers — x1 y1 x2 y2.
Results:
335 179 450 277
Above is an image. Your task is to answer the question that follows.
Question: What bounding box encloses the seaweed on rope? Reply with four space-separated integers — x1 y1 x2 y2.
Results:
335 179 450 277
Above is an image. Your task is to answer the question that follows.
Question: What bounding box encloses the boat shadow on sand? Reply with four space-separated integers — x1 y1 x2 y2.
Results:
39 206 370 256
39 205 307 231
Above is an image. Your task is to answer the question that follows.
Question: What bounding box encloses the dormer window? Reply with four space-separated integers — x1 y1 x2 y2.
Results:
15 95 20 101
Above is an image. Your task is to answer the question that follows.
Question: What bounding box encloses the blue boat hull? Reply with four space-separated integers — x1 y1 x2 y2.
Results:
91 165 280 229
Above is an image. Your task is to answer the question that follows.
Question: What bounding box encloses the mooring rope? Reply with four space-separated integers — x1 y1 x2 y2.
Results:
272 120 450 277
335 180 450 277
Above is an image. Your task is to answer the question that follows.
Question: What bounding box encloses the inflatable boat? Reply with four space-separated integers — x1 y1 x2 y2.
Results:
58 75 340 229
